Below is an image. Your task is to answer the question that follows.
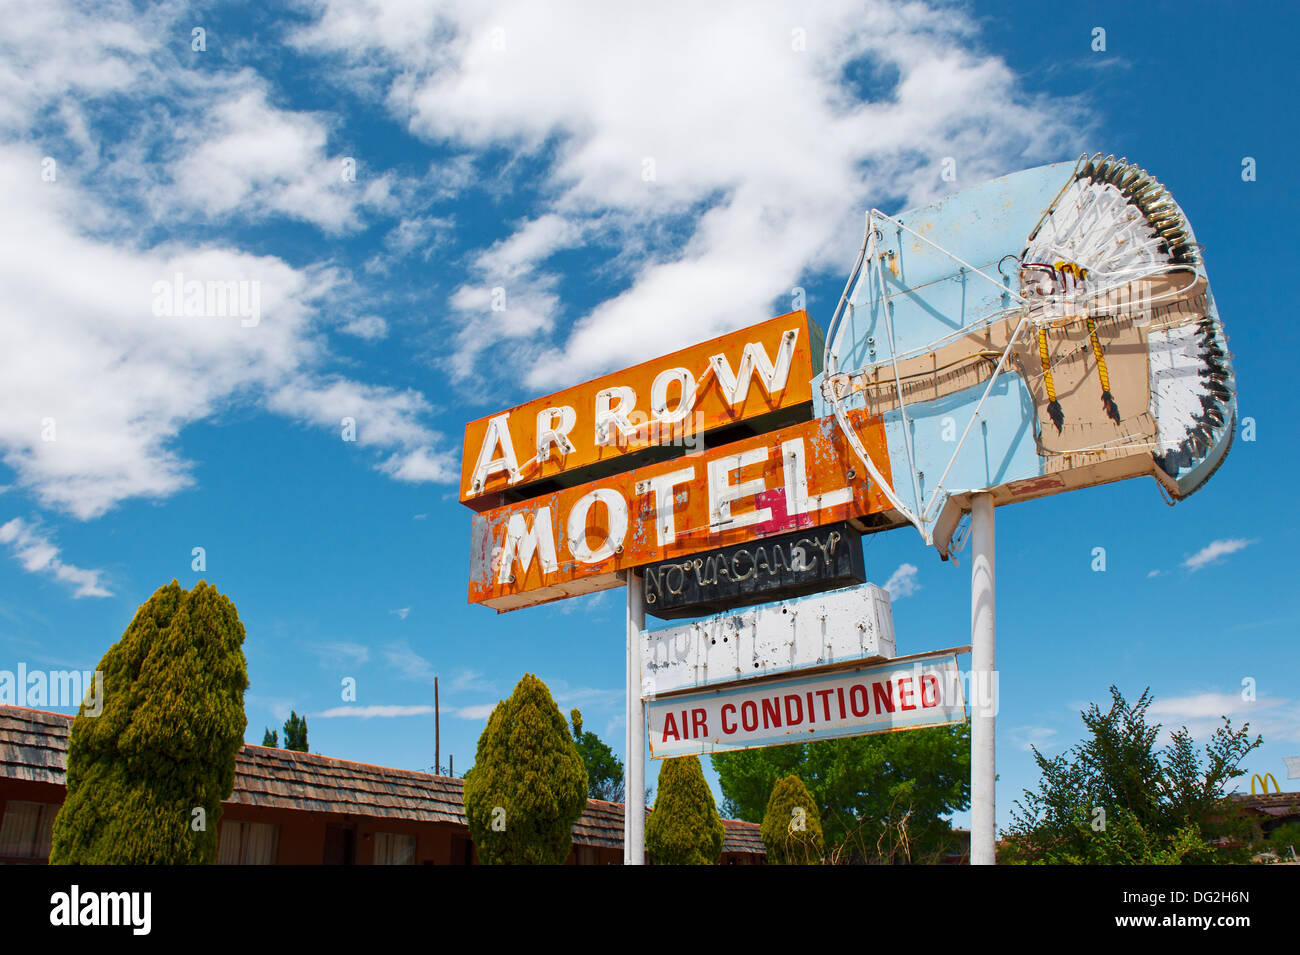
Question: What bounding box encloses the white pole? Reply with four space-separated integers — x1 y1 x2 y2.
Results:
624 570 646 865
969 492 997 865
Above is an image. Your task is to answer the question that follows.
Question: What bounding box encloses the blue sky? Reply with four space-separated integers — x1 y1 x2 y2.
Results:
1 0 1296 829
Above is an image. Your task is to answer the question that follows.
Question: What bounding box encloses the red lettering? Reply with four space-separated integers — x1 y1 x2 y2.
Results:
761 697 782 729
836 687 847 719
721 703 737 734
872 681 895 713
662 711 679 742
741 700 758 732
921 675 939 708
849 684 869 717
816 688 834 721
806 692 815 724
691 708 708 738
898 677 916 711
784 694 803 725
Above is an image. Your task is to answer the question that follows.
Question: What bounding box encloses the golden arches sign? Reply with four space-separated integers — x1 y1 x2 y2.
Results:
1250 773 1281 795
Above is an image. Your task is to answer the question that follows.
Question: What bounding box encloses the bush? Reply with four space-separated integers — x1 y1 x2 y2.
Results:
463 674 588 864
50 580 249 864
646 755 725 865
761 775 825 864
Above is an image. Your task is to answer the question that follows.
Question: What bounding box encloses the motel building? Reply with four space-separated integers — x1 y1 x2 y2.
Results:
0 705 764 865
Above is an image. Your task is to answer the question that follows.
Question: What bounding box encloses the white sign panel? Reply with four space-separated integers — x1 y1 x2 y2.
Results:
647 651 966 759
640 582 896 699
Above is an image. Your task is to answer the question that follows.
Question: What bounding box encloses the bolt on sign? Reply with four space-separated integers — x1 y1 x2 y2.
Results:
467 409 891 611
461 311 821 511
641 520 865 619
647 650 966 759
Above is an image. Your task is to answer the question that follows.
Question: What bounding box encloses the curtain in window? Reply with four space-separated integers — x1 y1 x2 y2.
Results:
241 822 279 864
373 832 416 865
217 821 280 864
0 801 57 858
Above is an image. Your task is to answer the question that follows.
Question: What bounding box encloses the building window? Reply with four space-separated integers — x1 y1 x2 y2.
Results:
0 801 59 860
373 832 416 865
218 821 279 865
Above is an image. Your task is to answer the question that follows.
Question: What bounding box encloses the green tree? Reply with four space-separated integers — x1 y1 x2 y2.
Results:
463 674 588 864
262 728 278 747
646 755 725 865
713 724 970 864
1003 686 1262 864
570 708 625 803
761 775 825 864
282 711 308 752
50 580 248 864
1268 823 1300 858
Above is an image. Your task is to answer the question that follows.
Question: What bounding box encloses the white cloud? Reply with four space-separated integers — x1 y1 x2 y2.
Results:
382 641 437 681
314 641 371 668
883 562 920 600
450 668 494 693
295 0 1083 390
0 518 111 598
340 315 389 340
165 85 396 234
0 143 453 518
1182 538 1254 572
1009 725 1059 753
452 704 497 720
316 704 436 718
390 607 411 620
1149 692 1284 722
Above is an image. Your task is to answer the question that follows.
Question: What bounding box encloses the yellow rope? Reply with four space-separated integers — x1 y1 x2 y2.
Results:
1037 328 1057 403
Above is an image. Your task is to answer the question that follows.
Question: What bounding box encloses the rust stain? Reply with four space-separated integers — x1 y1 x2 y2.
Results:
460 311 817 509
468 410 891 611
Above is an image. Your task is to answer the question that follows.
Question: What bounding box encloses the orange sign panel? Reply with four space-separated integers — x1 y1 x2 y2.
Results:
459 312 818 510
468 411 891 611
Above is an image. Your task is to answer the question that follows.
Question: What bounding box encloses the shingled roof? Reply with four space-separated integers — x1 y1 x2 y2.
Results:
1232 790 1300 818
0 704 762 856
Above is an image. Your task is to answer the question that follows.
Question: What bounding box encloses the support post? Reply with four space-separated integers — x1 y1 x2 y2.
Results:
970 492 997 865
624 570 646 865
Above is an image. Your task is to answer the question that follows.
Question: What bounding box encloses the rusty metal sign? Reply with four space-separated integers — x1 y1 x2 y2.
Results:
641 520 865 619
647 650 966 759
460 311 819 510
467 410 891 611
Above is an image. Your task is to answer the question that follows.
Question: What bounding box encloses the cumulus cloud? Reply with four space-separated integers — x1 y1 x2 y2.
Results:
294 0 1084 391
0 2 462 519
1182 538 1254 572
340 315 390 341
883 562 920 599
0 518 111 598
166 86 396 233
1146 690 1300 747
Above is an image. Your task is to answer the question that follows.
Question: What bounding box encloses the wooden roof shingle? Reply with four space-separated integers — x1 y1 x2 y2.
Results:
0 704 763 855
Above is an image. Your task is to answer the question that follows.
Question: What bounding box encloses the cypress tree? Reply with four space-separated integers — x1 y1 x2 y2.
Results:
463 673 587 864
646 755 725 865
262 728 278 747
761 775 825 864
283 711 308 752
50 580 249 864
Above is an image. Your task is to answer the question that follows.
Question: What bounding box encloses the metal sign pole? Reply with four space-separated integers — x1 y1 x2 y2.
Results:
624 570 646 864
969 493 996 865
